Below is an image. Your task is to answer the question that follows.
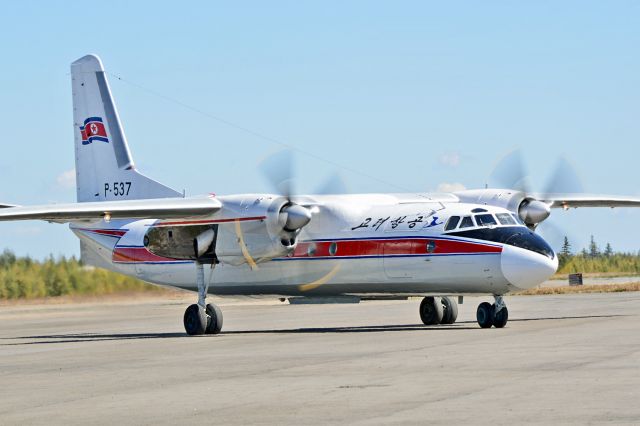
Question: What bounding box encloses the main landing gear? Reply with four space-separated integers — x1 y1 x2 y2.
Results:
419 296 459 325
476 296 508 329
183 262 224 335
419 296 509 328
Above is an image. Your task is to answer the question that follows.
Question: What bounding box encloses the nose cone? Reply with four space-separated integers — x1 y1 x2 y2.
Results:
501 245 558 290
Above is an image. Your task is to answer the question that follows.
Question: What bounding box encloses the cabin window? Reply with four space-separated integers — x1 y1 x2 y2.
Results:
444 216 461 231
475 214 497 227
496 213 516 225
459 216 474 228
329 242 338 256
426 240 436 253
307 243 317 257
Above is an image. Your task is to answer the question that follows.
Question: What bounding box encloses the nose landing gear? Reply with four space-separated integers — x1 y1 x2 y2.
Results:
476 296 509 329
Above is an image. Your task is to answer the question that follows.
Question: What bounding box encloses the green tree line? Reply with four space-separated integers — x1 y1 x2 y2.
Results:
557 235 640 274
0 250 163 300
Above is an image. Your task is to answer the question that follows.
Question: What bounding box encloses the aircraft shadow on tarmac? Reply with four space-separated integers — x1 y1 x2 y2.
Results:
225 314 629 335
0 314 629 345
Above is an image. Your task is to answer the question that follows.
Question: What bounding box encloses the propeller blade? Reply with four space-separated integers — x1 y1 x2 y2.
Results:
536 220 572 254
488 149 531 192
234 219 258 270
298 263 341 292
541 156 584 195
258 149 295 199
315 172 349 195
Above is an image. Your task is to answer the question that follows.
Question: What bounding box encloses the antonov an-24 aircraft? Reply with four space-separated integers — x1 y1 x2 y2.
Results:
2 54 640 335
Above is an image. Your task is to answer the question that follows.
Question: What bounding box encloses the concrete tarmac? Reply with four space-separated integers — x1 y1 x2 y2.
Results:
1 293 639 425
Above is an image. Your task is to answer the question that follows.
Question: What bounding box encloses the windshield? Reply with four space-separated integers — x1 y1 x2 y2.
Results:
459 216 474 228
496 213 516 225
445 216 460 231
475 214 498 226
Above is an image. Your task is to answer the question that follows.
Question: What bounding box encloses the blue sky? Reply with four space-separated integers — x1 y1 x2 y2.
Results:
0 1 639 258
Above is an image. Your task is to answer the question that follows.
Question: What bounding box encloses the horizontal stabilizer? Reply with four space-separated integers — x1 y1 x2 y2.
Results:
0 196 221 223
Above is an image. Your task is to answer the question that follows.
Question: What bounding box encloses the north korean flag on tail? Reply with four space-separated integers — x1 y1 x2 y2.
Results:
80 117 109 145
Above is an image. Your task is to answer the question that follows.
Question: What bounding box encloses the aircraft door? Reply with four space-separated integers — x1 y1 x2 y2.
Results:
382 206 443 279
383 239 415 279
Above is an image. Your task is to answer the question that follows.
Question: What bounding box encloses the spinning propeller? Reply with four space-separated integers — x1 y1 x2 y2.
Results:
489 149 584 229
258 149 312 240
258 148 349 234
258 149 347 291
488 149 583 249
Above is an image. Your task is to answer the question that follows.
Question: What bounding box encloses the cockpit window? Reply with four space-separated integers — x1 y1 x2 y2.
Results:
459 216 474 228
475 214 497 227
496 213 516 225
511 213 525 225
445 216 461 231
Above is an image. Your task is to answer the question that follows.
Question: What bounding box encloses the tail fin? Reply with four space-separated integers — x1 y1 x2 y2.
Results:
71 54 182 202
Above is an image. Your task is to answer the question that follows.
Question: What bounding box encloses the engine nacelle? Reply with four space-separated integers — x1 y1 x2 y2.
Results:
143 194 312 266
454 189 550 227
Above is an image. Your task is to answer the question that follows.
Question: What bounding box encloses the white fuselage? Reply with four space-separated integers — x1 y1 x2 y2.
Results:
72 193 558 297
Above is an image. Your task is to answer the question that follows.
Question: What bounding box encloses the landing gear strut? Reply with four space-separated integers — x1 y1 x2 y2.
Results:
493 296 508 328
419 296 459 325
183 261 223 335
476 296 508 329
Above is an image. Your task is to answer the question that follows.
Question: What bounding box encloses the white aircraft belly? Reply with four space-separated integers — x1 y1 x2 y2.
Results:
132 253 509 296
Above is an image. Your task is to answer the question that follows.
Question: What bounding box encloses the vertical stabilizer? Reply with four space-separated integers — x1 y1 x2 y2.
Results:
71 54 182 202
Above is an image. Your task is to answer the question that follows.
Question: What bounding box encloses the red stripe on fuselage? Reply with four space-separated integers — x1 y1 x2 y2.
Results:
88 229 127 237
76 228 127 238
292 238 502 258
112 237 501 264
112 247 181 263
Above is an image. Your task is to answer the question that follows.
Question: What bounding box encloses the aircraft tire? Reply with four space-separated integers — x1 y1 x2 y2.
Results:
184 304 207 335
205 303 224 334
493 304 508 328
420 297 444 325
476 302 494 328
441 296 458 324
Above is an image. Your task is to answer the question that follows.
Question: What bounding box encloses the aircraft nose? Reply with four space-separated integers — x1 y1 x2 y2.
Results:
501 245 558 290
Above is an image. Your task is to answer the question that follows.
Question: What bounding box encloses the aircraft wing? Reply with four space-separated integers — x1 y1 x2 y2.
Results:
534 193 640 209
0 196 222 223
